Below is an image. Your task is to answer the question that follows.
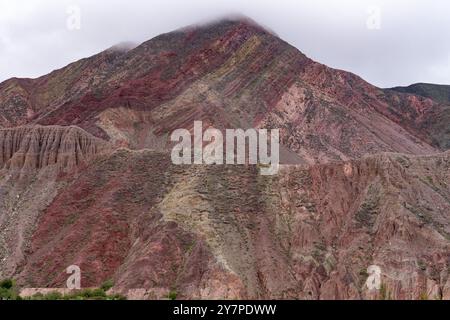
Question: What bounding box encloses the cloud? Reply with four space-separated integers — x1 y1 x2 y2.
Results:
0 0 449 87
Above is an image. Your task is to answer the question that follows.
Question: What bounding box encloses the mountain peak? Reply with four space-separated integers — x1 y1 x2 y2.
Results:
180 14 276 37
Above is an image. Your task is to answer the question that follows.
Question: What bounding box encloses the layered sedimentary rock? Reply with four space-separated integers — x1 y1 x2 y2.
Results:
0 125 109 279
0 126 108 172
0 19 447 160
390 83 450 105
0 17 449 300
1 148 448 300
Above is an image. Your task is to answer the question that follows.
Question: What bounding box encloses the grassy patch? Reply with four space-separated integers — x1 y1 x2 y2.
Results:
0 278 125 300
26 288 125 300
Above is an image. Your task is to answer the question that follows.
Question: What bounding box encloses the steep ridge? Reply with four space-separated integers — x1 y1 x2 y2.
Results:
387 83 450 149
390 83 450 105
296 61 449 150
0 48 132 128
0 125 108 172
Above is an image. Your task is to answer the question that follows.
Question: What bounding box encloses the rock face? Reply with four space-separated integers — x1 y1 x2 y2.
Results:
2 149 449 300
390 83 450 105
0 126 108 172
0 18 449 300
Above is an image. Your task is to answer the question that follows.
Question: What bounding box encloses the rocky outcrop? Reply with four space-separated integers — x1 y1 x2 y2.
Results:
389 83 450 105
0 125 108 172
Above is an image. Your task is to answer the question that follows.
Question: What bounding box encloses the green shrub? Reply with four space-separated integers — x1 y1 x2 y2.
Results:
30 293 44 300
0 279 14 289
100 279 114 292
78 289 95 299
168 291 178 300
43 291 63 300
0 279 20 300
0 287 13 300
91 288 107 298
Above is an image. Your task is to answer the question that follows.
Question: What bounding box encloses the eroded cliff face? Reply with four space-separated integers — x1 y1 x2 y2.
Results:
0 125 109 279
0 126 108 172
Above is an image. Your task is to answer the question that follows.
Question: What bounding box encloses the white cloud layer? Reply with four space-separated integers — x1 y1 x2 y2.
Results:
0 0 449 87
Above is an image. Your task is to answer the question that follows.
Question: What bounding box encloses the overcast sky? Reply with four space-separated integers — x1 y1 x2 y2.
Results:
0 0 449 87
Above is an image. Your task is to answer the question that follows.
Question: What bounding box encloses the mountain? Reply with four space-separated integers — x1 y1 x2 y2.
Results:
390 83 450 105
1 18 447 160
0 18 449 300
387 83 450 150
